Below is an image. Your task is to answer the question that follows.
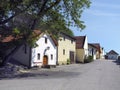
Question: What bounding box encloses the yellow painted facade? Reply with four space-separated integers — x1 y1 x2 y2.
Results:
96 51 100 59
58 35 76 65
76 49 85 63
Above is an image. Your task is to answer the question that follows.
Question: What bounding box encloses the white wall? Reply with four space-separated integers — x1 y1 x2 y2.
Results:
88 46 97 60
83 36 88 58
31 34 57 67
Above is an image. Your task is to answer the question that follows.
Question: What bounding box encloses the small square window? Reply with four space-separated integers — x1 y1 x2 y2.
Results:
23 44 27 54
51 54 53 60
71 40 73 44
37 53 40 60
63 49 65 55
45 37 47 43
63 37 65 41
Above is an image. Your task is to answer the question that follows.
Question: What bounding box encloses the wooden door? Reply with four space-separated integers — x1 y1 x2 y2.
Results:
43 55 48 65
70 51 74 64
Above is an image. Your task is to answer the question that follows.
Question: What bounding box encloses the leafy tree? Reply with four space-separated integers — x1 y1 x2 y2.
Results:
0 0 91 65
0 0 91 34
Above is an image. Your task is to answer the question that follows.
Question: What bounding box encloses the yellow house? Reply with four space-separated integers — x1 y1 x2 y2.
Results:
58 32 76 65
75 36 88 63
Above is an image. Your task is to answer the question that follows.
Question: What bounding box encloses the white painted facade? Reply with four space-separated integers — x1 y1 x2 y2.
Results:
31 34 57 67
88 45 97 60
9 33 57 68
83 36 88 59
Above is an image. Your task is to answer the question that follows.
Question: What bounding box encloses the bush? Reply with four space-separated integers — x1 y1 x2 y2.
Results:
67 59 70 65
84 55 93 63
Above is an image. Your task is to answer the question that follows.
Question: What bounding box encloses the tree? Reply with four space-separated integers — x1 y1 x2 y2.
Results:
0 0 91 32
0 0 91 65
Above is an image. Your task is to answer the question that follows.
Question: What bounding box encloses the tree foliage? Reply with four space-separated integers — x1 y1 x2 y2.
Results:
0 0 91 45
0 0 91 65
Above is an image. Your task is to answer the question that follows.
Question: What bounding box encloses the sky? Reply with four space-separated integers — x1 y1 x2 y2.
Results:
71 0 120 54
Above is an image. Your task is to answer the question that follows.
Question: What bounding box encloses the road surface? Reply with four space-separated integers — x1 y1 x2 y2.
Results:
0 59 120 90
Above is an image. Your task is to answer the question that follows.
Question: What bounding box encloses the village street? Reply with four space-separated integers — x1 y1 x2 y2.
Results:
0 60 120 90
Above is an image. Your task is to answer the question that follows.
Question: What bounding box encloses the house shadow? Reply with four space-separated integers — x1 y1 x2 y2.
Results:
112 60 120 66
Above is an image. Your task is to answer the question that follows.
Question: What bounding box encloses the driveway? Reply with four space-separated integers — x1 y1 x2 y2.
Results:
0 59 120 90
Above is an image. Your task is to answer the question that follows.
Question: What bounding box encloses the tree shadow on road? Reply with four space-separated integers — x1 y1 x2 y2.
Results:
0 70 80 80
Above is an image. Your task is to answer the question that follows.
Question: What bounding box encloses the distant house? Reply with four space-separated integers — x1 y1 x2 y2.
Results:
89 43 101 59
74 36 88 63
58 32 76 65
100 47 105 59
88 43 97 60
1 30 58 68
106 50 119 60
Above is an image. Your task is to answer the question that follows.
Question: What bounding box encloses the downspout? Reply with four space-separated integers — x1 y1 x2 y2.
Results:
56 46 58 65
28 46 32 69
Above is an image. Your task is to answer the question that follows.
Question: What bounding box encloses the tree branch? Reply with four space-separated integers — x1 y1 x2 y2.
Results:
0 4 32 25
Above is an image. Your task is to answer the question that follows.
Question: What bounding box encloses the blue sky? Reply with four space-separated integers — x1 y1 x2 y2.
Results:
71 0 120 54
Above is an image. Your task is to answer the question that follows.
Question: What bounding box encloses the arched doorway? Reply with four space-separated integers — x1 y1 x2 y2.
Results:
43 55 48 66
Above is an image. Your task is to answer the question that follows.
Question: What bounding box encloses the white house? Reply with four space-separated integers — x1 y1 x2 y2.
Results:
88 43 97 60
5 30 58 68
106 50 119 60
31 32 58 67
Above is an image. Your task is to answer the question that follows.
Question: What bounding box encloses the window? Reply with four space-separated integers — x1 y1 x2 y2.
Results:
45 37 47 44
37 53 40 60
63 37 65 41
23 44 27 54
71 40 73 44
63 49 65 55
51 54 53 60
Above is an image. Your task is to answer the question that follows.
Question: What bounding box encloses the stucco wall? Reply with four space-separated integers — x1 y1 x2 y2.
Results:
96 51 100 59
76 49 84 63
12 44 30 67
84 36 88 57
58 35 76 65
88 45 97 60
31 34 57 67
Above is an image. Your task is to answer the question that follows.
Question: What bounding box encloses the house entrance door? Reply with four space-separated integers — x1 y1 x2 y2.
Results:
43 55 48 66
70 51 74 64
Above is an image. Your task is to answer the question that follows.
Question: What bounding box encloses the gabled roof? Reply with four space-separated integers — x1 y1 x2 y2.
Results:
60 32 76 40
88 43 97 49
74 36 86 49
34 30 58 46
107 50 119 55
89 43 101 53
0 30 58 46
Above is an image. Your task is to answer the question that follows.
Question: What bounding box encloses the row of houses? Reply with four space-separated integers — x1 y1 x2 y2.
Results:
0 30 105 68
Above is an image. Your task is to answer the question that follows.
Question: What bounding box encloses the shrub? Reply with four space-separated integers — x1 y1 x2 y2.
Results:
84 55 93 63
67 59 70 65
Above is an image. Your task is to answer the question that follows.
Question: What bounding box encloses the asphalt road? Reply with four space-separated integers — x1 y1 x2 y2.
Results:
0 59 120 90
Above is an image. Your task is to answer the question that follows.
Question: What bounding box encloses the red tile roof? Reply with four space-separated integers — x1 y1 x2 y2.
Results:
74 36 86 49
